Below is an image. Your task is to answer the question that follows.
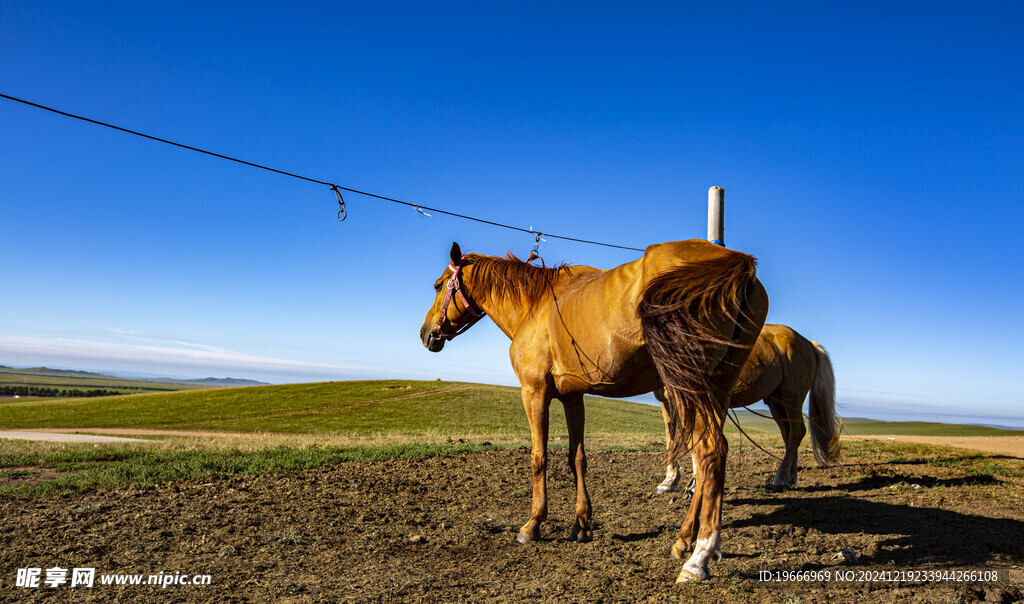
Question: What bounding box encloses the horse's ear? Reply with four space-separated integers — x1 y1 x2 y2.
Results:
450 242 462 265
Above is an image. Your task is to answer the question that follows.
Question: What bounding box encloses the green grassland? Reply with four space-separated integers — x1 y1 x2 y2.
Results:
3 378 1020 441
1 379 1020 497
0 380 670 442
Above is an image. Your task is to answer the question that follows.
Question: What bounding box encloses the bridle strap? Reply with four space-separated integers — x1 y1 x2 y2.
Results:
434 258 486 340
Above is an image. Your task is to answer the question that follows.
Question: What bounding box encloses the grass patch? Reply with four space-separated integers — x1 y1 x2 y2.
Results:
840 440 1024 480
842 440 970 463
929 455 1024 479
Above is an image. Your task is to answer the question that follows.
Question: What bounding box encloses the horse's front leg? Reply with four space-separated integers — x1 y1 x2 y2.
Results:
517 384 552 543
561 393 592 542
671 416 727 582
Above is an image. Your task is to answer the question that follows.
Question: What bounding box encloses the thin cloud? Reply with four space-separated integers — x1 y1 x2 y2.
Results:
107 328 231 354
0 335 368 382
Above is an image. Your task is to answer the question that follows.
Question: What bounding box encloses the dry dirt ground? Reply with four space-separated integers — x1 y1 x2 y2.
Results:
1 442 1022 603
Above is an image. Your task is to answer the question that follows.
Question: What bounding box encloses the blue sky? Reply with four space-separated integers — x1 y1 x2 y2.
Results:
2 2 1022 427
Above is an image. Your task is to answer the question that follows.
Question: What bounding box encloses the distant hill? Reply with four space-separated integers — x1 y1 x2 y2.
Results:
11 367 116 378
176 377 269 387
0 365 268 397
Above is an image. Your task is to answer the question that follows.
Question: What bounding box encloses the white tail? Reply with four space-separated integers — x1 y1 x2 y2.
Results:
808 341 841 465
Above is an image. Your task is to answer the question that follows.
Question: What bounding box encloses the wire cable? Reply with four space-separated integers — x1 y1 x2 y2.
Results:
1 92 644 252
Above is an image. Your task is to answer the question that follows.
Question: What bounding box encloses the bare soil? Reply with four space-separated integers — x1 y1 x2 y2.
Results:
1 443 1022 603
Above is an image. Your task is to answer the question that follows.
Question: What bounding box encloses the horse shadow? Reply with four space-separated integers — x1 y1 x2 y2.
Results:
611 528 668 543
726 494 1024 567
798 472 1002 493
860 453 1019 465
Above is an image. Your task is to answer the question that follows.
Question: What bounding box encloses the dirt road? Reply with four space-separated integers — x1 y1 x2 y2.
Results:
0 430 147 444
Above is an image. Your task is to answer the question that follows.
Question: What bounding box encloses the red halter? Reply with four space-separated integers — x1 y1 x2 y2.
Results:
433 257 486 341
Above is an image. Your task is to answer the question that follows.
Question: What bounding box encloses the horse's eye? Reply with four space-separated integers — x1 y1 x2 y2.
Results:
434 280 443 292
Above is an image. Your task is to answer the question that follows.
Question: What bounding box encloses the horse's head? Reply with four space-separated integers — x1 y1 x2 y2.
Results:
420 242 487 352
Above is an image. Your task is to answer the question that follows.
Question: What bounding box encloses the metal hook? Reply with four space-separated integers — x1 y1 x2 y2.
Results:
527 229 545 263
332 185 347 221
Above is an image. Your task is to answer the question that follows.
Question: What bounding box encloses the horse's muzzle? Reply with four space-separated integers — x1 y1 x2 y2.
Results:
422 328 446 352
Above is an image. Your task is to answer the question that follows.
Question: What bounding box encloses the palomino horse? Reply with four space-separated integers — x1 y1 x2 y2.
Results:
420 240 768 582
656 324 841 496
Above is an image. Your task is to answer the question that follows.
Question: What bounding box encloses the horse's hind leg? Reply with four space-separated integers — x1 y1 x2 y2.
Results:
766 395 792 491
671 413 726 582
561 393 593 542
672 277 767 582
655 388 683 494
783 394 806 488
768 393 805 491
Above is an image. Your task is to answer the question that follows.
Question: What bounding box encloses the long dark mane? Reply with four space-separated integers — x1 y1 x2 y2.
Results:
464 253 569 308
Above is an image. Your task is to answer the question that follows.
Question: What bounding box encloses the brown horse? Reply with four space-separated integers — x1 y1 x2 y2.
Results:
420 239 768 582
656 324 841 496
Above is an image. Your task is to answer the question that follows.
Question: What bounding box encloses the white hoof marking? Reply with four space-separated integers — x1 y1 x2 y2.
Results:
680 533 721 582
657 463 681 494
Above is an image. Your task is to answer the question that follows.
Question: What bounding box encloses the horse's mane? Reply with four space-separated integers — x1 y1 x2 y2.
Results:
464 253 570 308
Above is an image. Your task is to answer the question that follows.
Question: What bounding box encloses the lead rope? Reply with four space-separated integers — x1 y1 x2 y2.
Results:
727 409 782 462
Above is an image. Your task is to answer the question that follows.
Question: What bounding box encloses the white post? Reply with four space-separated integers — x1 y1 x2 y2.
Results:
707 186 724 247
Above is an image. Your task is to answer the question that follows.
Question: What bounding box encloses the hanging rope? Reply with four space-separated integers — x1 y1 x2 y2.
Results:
1 93 644 253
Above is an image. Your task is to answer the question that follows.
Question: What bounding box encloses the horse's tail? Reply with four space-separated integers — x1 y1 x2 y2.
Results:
637 251 762 466
808 341 841 465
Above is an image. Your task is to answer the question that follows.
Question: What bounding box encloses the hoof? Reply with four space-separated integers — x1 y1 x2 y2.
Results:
669 541 689 560
656 476 680 495
675 568 707 583
570 522 593 543
515 532 532 544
